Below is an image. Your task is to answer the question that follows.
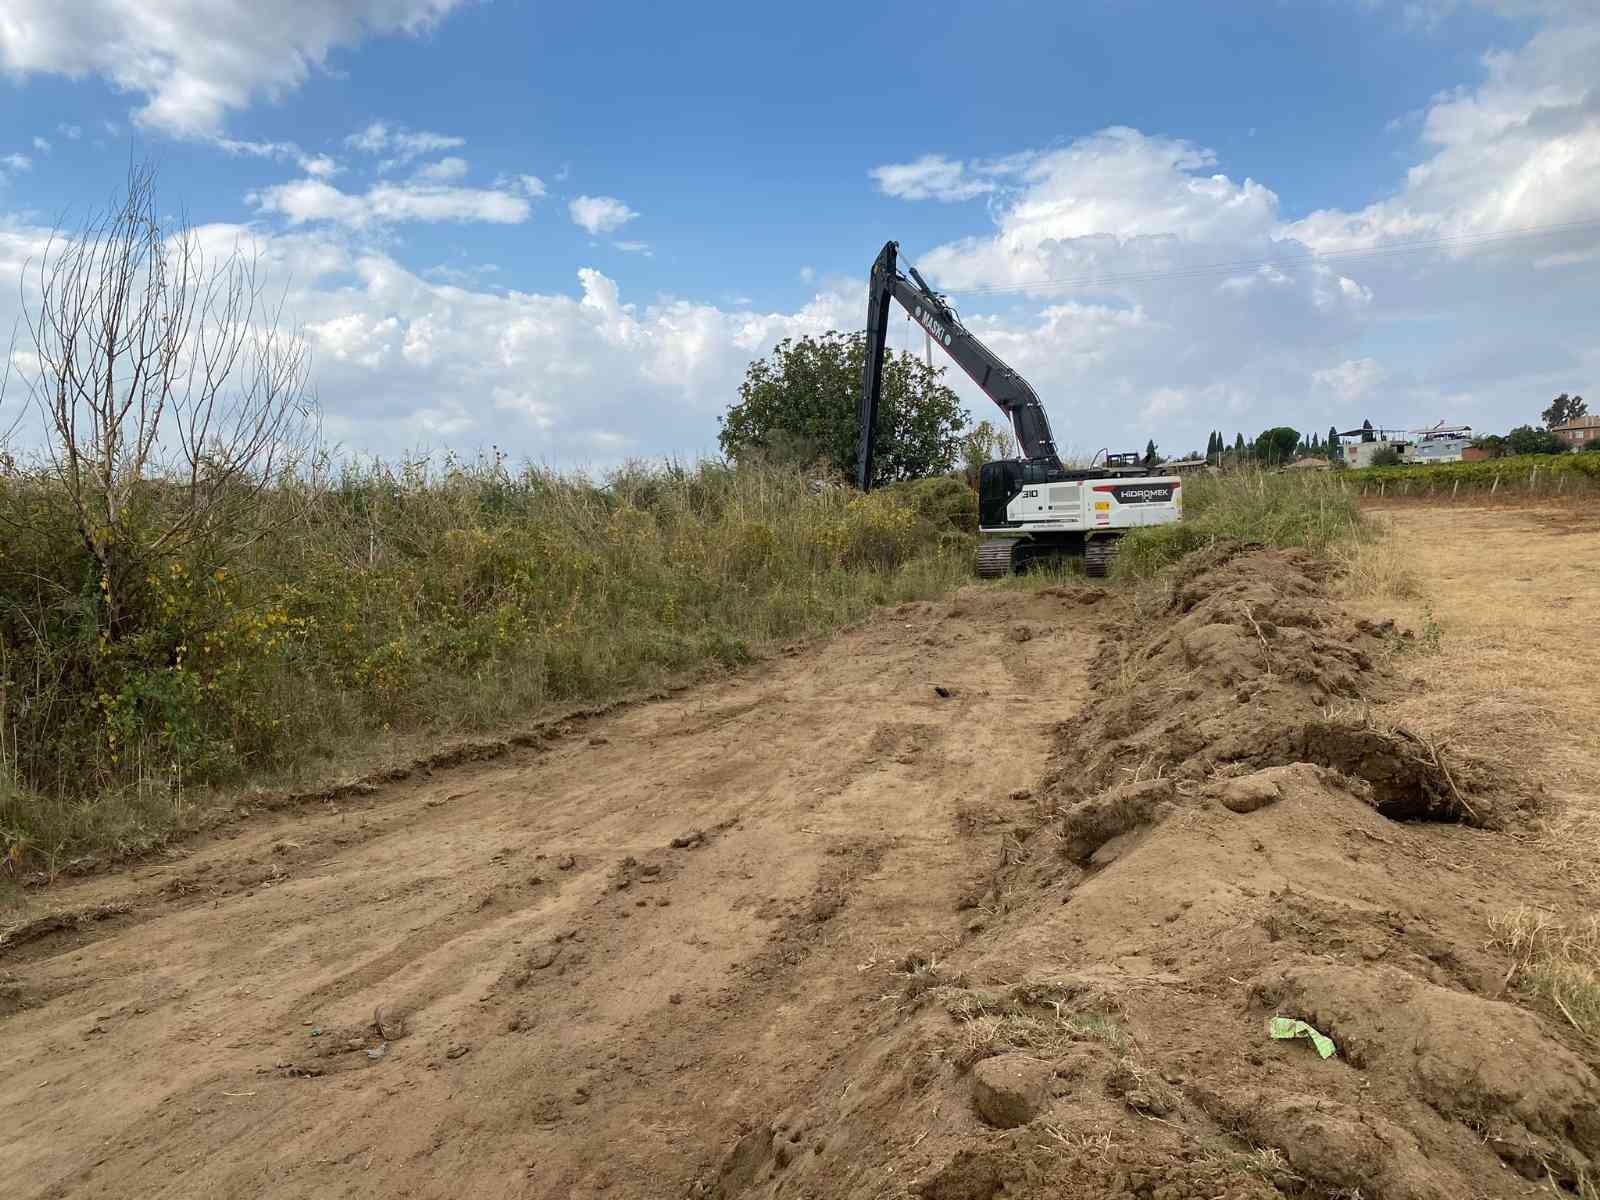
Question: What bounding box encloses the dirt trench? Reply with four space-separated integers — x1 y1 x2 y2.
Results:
703 545 1597 1200
0 586 1094 1199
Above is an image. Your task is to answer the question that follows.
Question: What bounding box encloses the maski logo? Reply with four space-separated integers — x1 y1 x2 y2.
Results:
912 305 955 348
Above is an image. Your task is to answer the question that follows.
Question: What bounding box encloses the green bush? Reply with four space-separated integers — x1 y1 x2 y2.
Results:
0 458 970 870
883 475 979 532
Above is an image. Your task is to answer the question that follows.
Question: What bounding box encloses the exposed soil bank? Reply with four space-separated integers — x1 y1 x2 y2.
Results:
708 546 1592 1200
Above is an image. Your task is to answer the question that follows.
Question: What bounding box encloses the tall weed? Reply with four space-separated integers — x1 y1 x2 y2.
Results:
0 457 970 869
1115 469 1366 578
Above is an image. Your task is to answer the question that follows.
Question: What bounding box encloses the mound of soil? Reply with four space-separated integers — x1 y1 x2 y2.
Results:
705 545 1594 1199
1046 542 1507 831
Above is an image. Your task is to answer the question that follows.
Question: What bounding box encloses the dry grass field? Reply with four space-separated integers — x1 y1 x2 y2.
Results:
1346 502 1600 878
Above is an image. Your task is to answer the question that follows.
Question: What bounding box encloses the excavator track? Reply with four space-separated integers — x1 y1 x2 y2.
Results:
1083 536 1116 579
976 538 1017 579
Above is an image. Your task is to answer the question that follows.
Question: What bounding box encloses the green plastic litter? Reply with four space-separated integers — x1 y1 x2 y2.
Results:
1269 1016 1337 1060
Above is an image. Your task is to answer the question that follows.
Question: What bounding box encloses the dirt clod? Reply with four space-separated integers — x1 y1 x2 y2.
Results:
970 1054 1051 1128
1214 773 1282 813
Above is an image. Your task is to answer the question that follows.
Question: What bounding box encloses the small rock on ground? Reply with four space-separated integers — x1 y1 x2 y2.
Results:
1218 774 1283 814
971 1053 1051 1128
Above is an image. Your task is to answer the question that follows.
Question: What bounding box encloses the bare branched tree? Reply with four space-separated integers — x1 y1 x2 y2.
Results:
14 162 316 634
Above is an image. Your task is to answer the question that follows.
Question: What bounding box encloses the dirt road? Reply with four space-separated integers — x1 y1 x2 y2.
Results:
2 586 1094 1198
6 507 1599 1200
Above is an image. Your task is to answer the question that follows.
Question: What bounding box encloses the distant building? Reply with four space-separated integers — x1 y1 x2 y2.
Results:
1345 437 1410 468
1461 446 1491 462
1338 422 1471 466
1553 414 1600 449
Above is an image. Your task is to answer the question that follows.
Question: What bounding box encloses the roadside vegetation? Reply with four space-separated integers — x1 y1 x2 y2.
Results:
1342 451 1600 494
1114 469 1366 579
0 165 986 874
0 459 972 872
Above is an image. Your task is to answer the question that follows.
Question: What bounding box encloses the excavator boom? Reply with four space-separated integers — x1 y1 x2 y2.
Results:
856 240 1061 490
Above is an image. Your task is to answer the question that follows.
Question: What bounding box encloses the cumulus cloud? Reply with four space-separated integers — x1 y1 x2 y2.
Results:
3 4 1594 465
31 137 50 153
0 1 468 137
1314 358 1388 401
415 156 468 182
870 154 997 202
251 178 531 228
1 154 32 172
568 195 638 235
501 174 546 198
612 240 652 255
1285 9 1600 254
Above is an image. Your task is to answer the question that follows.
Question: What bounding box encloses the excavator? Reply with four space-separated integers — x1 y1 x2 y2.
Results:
855 240 1182 577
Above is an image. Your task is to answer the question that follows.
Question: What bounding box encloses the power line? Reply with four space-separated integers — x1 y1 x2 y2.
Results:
930 216 1600 299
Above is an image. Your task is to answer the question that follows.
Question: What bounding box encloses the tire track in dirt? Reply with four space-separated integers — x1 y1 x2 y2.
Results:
1 586 1095 1200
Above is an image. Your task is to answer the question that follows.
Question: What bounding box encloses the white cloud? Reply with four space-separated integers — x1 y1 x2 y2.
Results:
213 136 342 178
142 227 855 459
31 137 50 153
1 154 33 172
511 174 546 197
1314 358 1388 401
1285 10 1600 254
568 195 638 235
799 265 815 283
345 121 466 171
3 5 1593 465
251 178 531 228
415 156 469 182
1 2 468 137
870 154 1005 202
57 124 81 140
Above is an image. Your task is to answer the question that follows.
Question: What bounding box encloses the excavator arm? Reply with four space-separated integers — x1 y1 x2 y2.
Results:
856 240 1062 490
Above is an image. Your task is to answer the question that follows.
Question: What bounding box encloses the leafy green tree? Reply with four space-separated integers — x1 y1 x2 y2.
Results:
1234 432 1246 458
1505 424 1567 455
1327 425 1341 460
1542 393 1588 429
960 419 1017 487
1206 431 1218 459
1470 433 1505 458
1144 438 1159 468
720 332 967 485
1371 446 1404 467
1253 426 1301 465
1360 418 1375 442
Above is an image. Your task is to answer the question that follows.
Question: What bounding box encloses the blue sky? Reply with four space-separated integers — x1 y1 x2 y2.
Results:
2 0 1597 463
